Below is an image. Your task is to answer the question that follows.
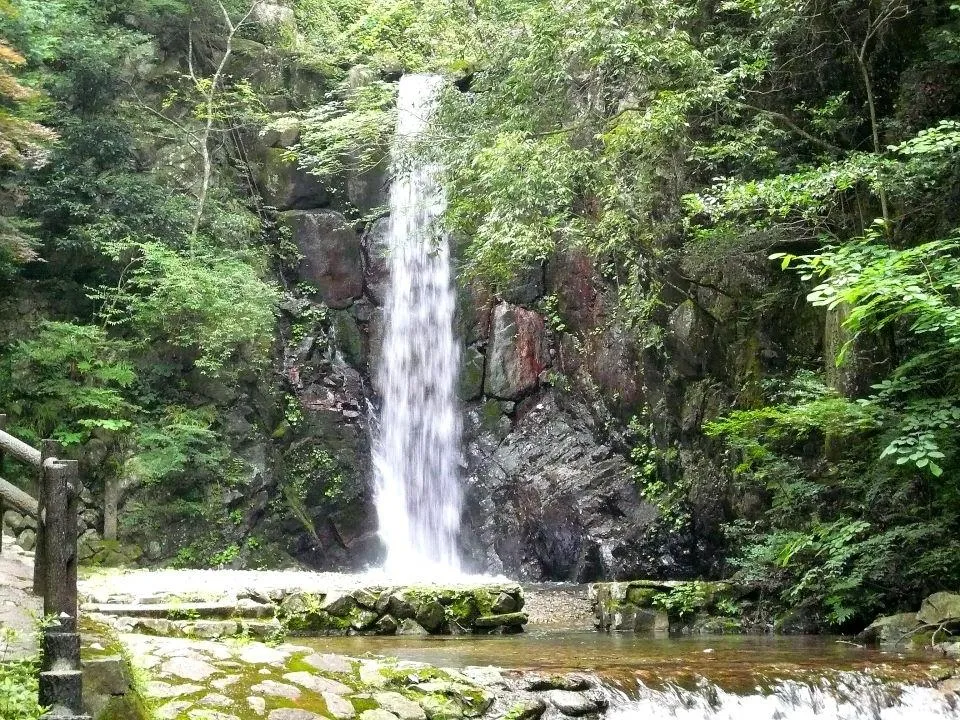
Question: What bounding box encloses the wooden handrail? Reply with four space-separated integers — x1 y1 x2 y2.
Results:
0 428 42 468
0 475 38 517
0 414 86 719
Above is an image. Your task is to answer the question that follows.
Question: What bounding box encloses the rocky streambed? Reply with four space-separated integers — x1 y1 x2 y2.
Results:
83 626 611 720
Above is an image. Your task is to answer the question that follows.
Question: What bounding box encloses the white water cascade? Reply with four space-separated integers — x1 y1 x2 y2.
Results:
372 73 464 580
601 675 960 720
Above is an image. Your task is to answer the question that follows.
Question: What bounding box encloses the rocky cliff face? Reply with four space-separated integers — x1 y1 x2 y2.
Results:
251 135 823 580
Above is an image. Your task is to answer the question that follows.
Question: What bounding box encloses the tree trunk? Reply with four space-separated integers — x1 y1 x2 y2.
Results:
102 476 120 541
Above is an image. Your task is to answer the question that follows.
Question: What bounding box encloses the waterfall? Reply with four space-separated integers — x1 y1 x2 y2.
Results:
372 73 464 579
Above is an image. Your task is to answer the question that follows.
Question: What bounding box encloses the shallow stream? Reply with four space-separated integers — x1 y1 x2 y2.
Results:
300 628 942 691
298 620 960 718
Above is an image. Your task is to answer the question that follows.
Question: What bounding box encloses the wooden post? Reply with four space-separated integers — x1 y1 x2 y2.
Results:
102 476 119 542
33 439 58 596
42 458 78 620
38 456 87 720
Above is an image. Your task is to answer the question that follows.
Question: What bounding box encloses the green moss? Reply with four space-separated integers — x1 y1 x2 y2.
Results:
478 399 505 432
625 588 659 607
420 693 463 720
280 592 361 635
446 595 480 625
95 693 153 720
349 694 381 713
284 609 353 634
471 590 496 616
80 618 157 720
380 664 447 685
331 310 364 367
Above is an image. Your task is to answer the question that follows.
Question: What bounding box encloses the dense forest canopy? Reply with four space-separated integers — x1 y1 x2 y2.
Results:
0 0 958 629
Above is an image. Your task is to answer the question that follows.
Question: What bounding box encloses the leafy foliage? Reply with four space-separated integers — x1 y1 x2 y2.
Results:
0 627 41 720
0 0 279 555
0 658 41 720
653 581 709 620
2 321 136 445
95 240 278 375
288 78 396 180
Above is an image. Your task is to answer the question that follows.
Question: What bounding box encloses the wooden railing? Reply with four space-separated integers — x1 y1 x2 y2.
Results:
0 414 88 720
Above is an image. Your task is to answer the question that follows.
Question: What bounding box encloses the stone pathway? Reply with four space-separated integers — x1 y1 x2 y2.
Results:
0 532 40 660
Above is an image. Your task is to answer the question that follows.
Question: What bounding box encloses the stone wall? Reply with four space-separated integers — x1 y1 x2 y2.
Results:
589 580 746 634
82 581 527 639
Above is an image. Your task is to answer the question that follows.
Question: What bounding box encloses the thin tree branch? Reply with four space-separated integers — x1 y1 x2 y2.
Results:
741 102 843 154
190 0 262 247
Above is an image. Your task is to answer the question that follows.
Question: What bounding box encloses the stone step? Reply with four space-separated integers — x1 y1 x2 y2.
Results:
88 614 283 640
39 668 86 717
80 600 274 620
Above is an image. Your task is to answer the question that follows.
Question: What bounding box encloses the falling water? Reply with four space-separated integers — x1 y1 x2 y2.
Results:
372 74 463 579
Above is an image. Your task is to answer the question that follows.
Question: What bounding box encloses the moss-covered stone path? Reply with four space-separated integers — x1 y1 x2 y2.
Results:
104 631 611 720
119 633 502 720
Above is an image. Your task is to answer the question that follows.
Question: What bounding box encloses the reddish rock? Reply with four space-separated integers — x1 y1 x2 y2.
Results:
485 303 548 399
548 250 602 331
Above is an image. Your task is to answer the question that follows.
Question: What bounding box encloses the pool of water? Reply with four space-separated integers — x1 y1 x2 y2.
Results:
297 627 950 693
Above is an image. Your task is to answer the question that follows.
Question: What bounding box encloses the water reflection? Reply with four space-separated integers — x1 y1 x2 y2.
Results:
298 629 945 692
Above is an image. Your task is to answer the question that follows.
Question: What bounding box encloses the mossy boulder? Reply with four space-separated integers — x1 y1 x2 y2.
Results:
416 600 447 632
473 612 528 629
79 538 144 568
918 592 960 626
858 613 922 645
591 579 746 634
625 587 658 607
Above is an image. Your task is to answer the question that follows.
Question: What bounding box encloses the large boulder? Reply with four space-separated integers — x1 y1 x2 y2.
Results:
256 147 332 210
460 391 672 581
501 262 545 305
546 251 600 332
347 165 389 215
667 299 713 379
362 217 391 305
857 613 921 644
282 210 363 309
918 592 960 626
485 303 548 400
